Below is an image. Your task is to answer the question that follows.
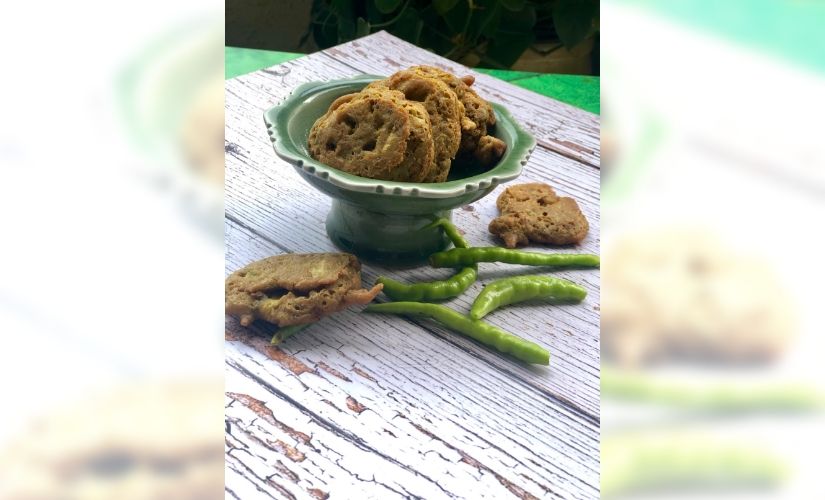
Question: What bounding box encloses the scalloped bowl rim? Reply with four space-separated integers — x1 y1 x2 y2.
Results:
264 75 536 199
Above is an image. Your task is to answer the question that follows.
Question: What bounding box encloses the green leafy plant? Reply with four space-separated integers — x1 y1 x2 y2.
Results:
303 0 598 69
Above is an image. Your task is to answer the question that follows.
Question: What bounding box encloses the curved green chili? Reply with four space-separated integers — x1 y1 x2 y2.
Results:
378 266 477 301
470 276 587 320
270 324 308 345
376 218 477 302
425 218 470 249
363 301 549 365
430 247 600 268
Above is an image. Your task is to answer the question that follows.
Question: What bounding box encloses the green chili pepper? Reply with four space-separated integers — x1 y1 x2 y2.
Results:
376 218 478 302
270 324 308 345
425 217 470 249
378 266 478 302
470 276 587 319
363 302 550 365
430 247 600 268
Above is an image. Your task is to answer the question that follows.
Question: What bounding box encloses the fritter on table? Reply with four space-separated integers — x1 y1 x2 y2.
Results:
225 253 382 327
489 183 589 248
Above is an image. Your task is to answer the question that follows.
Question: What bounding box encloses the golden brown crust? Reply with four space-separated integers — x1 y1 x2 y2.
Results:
308 89 413 181
225 253 382 327
370 71 462 182
473 135 507 168
393 97 436 182
489 183 589 248
406 65 503 167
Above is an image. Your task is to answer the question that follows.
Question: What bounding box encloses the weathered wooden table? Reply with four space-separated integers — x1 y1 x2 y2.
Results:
225 31 600 500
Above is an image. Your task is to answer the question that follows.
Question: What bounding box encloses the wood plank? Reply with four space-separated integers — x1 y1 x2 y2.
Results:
225 222 599 499
225 31 600 499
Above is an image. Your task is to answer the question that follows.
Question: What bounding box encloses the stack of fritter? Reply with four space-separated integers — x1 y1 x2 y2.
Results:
308 65 506 183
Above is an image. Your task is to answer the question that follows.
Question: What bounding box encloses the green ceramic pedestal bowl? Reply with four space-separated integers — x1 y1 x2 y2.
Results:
264 75 535 265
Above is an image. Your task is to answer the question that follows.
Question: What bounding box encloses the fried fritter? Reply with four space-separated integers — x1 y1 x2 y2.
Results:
407 65 503 166
369 71 462 182
489 183 589 248
225 253 382 327
308 87 435 182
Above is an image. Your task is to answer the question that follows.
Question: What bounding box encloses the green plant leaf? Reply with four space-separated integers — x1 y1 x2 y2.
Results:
497 3 536 32
418 5 455 54
356 17 371 37
338 18 356 42
485 32 534 68
442 0 470 35
468 0 500 40
499 0 525 12
483 4 536 68
374 0 402 14
313 19 338 49
365 0 383 23
388 7 424 45
553 0 597 48
330 0 356 42
434 0 460 16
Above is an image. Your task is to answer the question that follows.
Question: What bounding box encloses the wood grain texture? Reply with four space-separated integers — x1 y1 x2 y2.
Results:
226 32 600 499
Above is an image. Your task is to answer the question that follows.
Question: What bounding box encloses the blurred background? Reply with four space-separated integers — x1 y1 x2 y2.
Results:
0 0 224 498
601 0 825 498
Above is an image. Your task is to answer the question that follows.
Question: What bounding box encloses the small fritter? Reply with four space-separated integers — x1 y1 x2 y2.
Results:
391 92 436 183
369 71 462 182
225 253 382 327
407 65 503 166
473 135 507 168
308 87 435 182
308 89 411 181
489 183 589 248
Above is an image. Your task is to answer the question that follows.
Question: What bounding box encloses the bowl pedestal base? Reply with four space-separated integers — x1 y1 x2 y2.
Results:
326 200 452 266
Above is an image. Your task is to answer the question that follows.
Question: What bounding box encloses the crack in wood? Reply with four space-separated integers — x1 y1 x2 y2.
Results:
228 328 317 377
405 417 547 500
226 454 282 500
265 476 297 500
273 460 300 483
226 212 292 254
227 392 312 445
316 361 351 382
345 395 367 414
351 364 377 382
307 487 330 499
321 399 339 411
229 360 458 497
269 439 307 463
225 141 246 158
332 457 417 498
520 472 563 499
